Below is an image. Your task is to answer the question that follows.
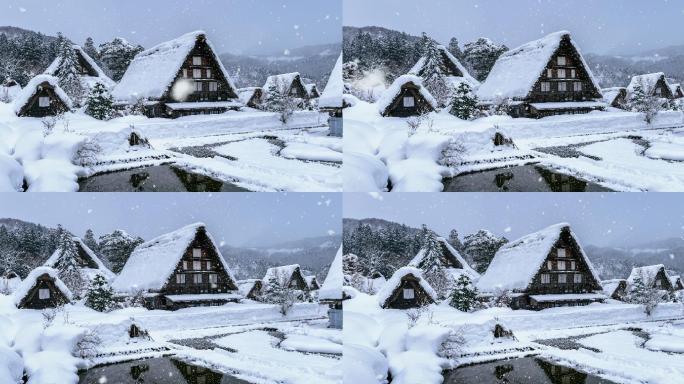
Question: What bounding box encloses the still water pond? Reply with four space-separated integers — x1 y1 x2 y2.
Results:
443 165 613 192
443 357 617 384
78 357 251 384
78 165 249 192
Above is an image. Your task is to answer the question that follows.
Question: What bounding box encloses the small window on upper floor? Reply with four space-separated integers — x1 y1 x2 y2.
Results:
192 56 202 66
541 82 551 92
206 69 212 78
547 69 553 78
38 288 50 299
193 69 202 79
38 96 50 108
193 248 202 258
557 56 567 66
557 248 566 258
541 274 551 284
557 68 566 78
403 288 415 299
403 96 415 108
570 69 576 78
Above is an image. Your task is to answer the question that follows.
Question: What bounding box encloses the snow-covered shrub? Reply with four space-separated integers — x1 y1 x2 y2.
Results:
449 274 478 312
489 97 512 116
75 329 101 359
439 137 466 168
406 115 427 136
84 82 114 120
262 272 298 315
405 307 429 329
492 130 516 148
629 84 662 125
627 273 663 316
449 82 478 120
41 114 62 137
488 288 512 308
42 307 61 329
73 138 102 167
263 78 298 124
85 274 114 312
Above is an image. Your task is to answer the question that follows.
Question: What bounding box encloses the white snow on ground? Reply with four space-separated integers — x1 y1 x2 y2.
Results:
280 333 342 354
280 142 342 162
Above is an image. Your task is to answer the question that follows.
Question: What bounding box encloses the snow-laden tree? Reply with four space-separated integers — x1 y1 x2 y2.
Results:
463 38 508 81
98 38 144 81
449 82 479 120
53 228 87 297
628 84 662 125
447 229 464 255
462 230 508 274
417 225 451 299
447 37 464 62
82 37 100 64
627 273 663 316
98 230 144 273
55 33 85 106
263 79 298 124
85 274 114 312
82 229 99 254
262 271 298 315
420 34 450 107
450 274 478 312
85 82 114 120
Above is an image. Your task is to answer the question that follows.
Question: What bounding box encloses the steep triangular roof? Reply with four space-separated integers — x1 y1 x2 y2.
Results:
263 264 307 289
13 267 73 307
376 266 436 307
319 245 343 301
601 279 626 298
13 75 72 115
627 264 671 289
477 31 601 101
304 275 320 289
409 45 479 87
112 222 237 293
44 45 115 89
112 31 238 102
263 72 307 98
376 74 437 115
627 73 672 97
409 237 479 278
44 237 114 280
237 279 262 297
477 223 602 292
319 54 344 109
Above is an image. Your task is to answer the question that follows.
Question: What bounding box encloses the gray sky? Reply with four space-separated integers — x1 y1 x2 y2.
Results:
344 193 684 247
0 193 341 247
344 0 684 55
1 0 341 54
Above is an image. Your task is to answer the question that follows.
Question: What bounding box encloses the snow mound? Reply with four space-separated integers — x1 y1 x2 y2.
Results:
344 343 388 384
319 245 343 301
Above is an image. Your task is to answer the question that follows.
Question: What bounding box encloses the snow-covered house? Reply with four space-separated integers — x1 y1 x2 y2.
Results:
627 264 674 292
601 87 628 109
409 45 479 91
670 275 683 291
476 223 604 310
377 266 436 309
237 87 263 108
237 279 263 300
112 222 240 310
602 279 627 300
377 74 436 117
672 84 684 99
409 236 479 285
305 275 321 290
44 237 115 282
263 72 309 100
319 245 345 328
477 31 605 118
263 264 309 291
0 79 21 102
627 73 674 100
13 267 72 309
305 83 320 98
44 45 115 90
112 31 241 118
13 75 72 117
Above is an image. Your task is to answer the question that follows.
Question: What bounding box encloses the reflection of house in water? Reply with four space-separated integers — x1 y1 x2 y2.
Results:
535 166 589 192
494 171 514 189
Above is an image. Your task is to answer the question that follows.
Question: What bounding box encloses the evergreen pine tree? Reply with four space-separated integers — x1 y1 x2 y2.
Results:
447 229 464 254
450 274 478 311
418 226 450 299
55 33 85 106
83 37 100 63
447 37 464 61
449 82 478 120
83 229 99 253
264 81 296 123
627 273 662 316
85 82 114 120
628 84 662 124
54 228 87 297
85 274 114 312
420 35 450 107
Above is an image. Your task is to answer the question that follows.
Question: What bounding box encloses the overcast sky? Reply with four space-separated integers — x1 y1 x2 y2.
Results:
344 0 684 55
0 193 341 247
344 193 684 247
1 0 341 54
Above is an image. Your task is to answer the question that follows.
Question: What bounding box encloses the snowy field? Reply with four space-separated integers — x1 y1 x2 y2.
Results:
345 289 684 384
344 97 684 192
0 103 341 192
0 294 340 384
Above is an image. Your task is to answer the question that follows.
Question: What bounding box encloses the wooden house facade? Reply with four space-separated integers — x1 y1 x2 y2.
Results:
112 31 241 118
305 84 320 98
477 223 605 310
13 75 72 117
377 267 436 309
305 276 321 290
477 31 605 118
14 267 72 309
112 223 240 310
377 75 436 117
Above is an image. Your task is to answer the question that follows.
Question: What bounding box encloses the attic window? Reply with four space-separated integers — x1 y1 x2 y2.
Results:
558 260 566 270
176 274 186 284
557 69 566 78
193 248 202 258
209 82 218 92
193 260 201 270
541 274 550 284
193 274 202 284
193 69 202 79
183 69 188 78
574 82 583 92
38 97 50 108
655 87 662 95
574 274 582 283
557 248 566 258
206 69 212 78
403 288 415 299
558 82 567 92
570 261 576 270
192 56 202 65
655 279 662 287
558 274 567 283
209 274 218 284
557 56 567 65
541 82 551 92
403 96 415 107
570 69 576 78
206 261 212 270
38 288 50 299
547 69 553 78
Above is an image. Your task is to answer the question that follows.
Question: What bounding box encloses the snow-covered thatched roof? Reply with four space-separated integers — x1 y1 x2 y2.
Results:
263 72 303 94
477 31 601 101
376 266 436 306
44 45 115 89
669 275 683 288
409 45 479 87
112 31 237 102
237 87 261 104
263 264 303 287
112 222 237 293
627 73 667 95
601 87 626 105
237 279 261 296
13 267 73 306
305 275 319 289
627 264 666 286
376 74 437 115
13 75 73 115
319 54 344 109
477 223 602 292
319 245 343 301
305 84 319 97
601 279 626 297
44 237 114 280
409 237 479 278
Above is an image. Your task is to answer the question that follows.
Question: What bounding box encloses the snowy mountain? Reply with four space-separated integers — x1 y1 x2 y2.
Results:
587 238 684 279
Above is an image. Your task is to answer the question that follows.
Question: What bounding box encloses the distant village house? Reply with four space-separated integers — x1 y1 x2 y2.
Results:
14 267 72 309
377 74 436 117
13 75 72 117
377 266 436 309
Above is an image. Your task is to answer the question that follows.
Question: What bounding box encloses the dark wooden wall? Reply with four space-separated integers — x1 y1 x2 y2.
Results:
17 83 69 117
383 275 434 309
382 84 434 117
17 274 70 309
